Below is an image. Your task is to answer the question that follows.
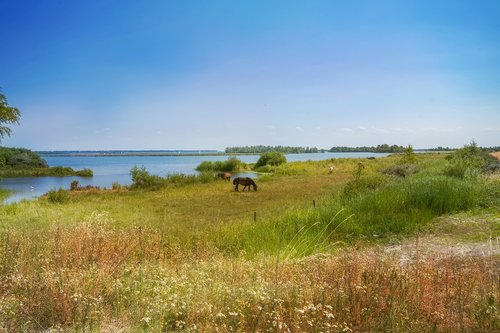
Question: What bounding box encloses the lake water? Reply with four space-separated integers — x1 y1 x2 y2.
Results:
0 152 388 204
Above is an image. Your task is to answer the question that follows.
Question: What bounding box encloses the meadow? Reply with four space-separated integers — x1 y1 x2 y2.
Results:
0 151 498 332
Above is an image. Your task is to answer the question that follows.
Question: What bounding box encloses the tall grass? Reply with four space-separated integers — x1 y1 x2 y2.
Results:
0 188 11 202
0 166 93 177
0 223 497 331
215 174 484 257
130 165 216 190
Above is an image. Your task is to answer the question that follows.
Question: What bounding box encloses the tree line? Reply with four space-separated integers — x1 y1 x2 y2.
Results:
328 144 406 153
225 145 320 154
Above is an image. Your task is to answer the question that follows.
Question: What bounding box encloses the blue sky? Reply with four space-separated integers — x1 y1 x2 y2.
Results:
1 0 499 150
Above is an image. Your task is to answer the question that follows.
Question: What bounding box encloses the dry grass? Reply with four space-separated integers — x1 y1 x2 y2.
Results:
0 220 498 332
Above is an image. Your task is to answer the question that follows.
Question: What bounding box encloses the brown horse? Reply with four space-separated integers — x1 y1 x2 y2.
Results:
218 172 232 181
233 177 258 191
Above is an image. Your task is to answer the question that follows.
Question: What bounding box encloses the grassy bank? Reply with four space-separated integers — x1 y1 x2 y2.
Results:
0 152 498 331
0 166 93 178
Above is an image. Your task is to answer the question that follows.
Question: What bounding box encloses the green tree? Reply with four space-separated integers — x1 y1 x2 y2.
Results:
254 151 287 168
0 90 21 141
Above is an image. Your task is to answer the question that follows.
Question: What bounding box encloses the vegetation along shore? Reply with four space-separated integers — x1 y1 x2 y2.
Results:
0 142 498 332
0 146 93 177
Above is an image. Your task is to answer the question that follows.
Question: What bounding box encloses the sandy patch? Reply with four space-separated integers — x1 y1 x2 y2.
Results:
490 151 500 160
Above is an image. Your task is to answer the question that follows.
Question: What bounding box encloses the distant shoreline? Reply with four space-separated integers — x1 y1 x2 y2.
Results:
36 150 444 157
37 152 260 157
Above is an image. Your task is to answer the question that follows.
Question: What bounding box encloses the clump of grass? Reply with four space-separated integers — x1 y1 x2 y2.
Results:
47 188 70 204
342 174 386 198
0 188 12 202
381 163 420 178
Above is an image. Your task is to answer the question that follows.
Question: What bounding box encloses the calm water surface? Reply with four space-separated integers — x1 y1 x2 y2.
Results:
0 152 388 204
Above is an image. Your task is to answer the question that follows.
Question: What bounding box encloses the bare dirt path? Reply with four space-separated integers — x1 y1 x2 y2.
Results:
383 213 500 264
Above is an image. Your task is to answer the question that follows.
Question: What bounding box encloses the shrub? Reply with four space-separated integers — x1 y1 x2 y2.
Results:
112 182 121 190
485 160 500 173
130 165 166 190
75 168 93 177
195 157 243 172
444 141 496 178
398 145 418 164
381 164 420 178
220 157 242 172
70 180 79 190
254 151 287 168
47 166 74 176
0 146 48 168
195 161 214 172
47 188 69 203
198 171 216 183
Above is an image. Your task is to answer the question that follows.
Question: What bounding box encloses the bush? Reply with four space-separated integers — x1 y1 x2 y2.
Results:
0 147 48 168
70 180 79 190
195 157 243 172
254 151 287 168
485 160 500 173
130 165 166 190
381 164 420 178
112 182 121 190
398 145 418 164
47 188 69 204
198 171 216 183
75 168 93 177
444 141 496 178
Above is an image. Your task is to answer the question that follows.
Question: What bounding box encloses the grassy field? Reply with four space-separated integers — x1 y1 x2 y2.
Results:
0 153 499 332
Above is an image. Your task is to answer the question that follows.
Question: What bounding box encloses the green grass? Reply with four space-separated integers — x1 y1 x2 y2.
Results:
0 188 11 202
0 166 93 177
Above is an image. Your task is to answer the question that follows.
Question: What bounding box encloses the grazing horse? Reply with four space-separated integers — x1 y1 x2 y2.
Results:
233 177 258 192
218 172 232 181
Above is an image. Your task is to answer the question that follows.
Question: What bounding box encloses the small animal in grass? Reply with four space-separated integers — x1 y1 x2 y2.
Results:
218 172 232 181
328 166 335 174
233 177 258 192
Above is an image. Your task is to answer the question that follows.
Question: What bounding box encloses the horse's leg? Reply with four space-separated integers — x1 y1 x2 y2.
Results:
234 184 239 191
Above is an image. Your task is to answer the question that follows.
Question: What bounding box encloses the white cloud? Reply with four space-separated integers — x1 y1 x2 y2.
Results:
389 127 415 134
339 127 353 132
296 126 304 132
483 127 500 132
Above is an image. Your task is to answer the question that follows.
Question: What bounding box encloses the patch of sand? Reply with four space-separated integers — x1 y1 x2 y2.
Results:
490 151 500 160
